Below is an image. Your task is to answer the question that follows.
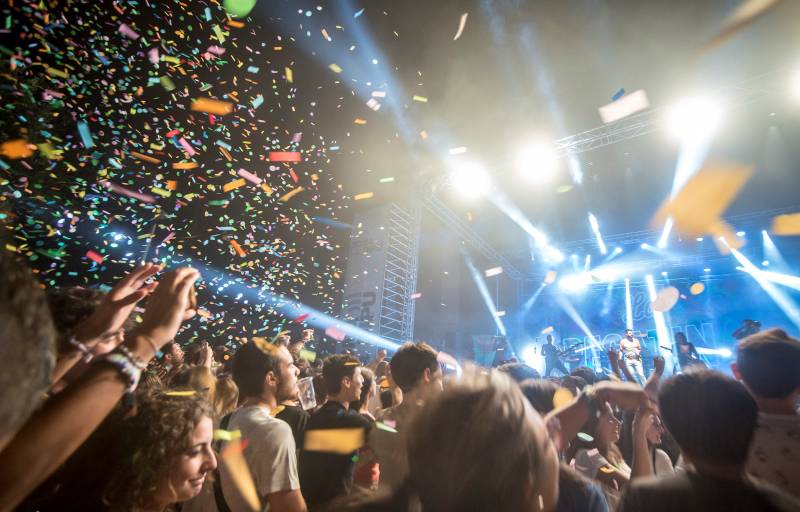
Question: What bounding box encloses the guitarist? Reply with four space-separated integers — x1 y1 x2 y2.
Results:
541 334 570 377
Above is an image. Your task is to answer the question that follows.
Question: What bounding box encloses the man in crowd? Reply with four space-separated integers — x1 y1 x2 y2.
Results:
200 340 306 512
733 328 800 498
366 348 387 372
618 368 800 511
300 354 371 508
371 342 443 492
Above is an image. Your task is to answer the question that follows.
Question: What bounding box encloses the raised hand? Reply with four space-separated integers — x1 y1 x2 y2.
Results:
73 263 161 343
134 267 199 349
594 380 653 411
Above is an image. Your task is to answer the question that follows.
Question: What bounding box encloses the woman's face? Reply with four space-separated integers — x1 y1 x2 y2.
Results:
153 415 216 506
646 415 664 445
596 403 621 446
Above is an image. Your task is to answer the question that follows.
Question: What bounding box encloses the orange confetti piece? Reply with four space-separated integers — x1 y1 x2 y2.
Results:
0 139 36 159
130 151 161 164
191 97 234 116
221 439 260 512
260 183 273 196
268 151 301 162
354 192 374 201
226 19 245 28
278 186 303 202
304 428 365 454
165 180 177 191
354 118 367 125
771 213 800 236
173 161 198 170
223 178 246 192
230 240 246 257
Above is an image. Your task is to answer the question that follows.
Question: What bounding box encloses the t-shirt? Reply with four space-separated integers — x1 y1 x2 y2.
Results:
184 406 300 512
653 448 675 477
557 465 609 512
275 403 310 450
748 412 800 499
617 471 800 512
573 448 631 510
542 343 560 361
299 401 372 507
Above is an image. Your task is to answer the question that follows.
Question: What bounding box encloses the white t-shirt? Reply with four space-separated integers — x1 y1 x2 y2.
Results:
654 448 675 476
183 406 300 512
747 412 800 499
573 448 631 511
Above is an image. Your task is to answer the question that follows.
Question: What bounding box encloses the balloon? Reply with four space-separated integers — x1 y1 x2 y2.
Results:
223 0 257 18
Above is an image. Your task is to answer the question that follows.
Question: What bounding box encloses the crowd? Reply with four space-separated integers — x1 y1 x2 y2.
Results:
0 251 799 512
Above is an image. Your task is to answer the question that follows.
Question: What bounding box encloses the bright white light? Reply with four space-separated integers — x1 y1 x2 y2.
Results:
588 213 608 255
667 97 723 142
624 278 633 330
521 345 543 371
661 271 668 277
558 273 590 294
450 161 490 199
588 213 599 231
696 237 704 242
719 348 733 358
762 260 770 267
612 247 623 256
544 246 565 264
516 142 557 182
704 268 711 272
792 69 800 99
736 231 746 237
641 243 649 250
658 218 674 249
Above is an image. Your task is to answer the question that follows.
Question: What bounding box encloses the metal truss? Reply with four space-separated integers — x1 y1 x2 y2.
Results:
378 203 421 342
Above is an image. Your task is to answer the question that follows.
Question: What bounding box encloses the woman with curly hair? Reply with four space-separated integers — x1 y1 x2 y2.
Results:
103 392 217 511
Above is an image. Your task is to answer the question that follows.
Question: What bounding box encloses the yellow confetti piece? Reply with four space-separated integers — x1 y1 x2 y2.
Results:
304 428 365 454
354 192 374 201
191 97 234 115
299 349 317 362
173 161 199 170
45 66 68 78
164 390 196 397
412 95 428 103
270 405 286 417
260 182 273 195
0 139 36 159
221 440 260 512
541 326 554 335
223 178 247 192
690 282 705 295
151 187 172 198
328 63 343 73
420 130 428 139
353 118 367 125
771 213 800 236
285 66 293 83
552 387 574 409
278 186 304 202
321 28 331 41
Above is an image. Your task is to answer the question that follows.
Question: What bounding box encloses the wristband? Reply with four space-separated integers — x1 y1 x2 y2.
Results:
67 334 94 363
97 351 142 394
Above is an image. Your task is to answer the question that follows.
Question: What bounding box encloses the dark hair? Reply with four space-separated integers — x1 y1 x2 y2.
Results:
231 340 282 397
737 328 800 399
389 342 438 393
659 368 757 466
380 388 393 409
312 374 328 403
183 342 207 367
0 251 56 441
323 354 361 396
350 367 375 410
104 393 212 510
46 286 105 334
569 366 598 385
546 334 554 343
160 342 177 360
519 379 559 414
497 362 541 383
675 332 688 345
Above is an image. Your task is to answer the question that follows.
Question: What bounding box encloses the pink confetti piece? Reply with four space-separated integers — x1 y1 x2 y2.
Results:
268 151 301 162
118 23 140 40
366 98 381 111
325 326 346 342
178 137 197 156
291 132 303 143
148 48 159 64
99 180 157 203
598 89 650 124
237 168 262 185
207 45 226 55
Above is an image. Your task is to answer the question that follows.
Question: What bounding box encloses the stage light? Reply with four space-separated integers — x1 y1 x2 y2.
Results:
704 268 711 272
463 252 507 335
516 142 557 182
544 246 565 264
744 268 800 291
762 230 789 270
584 254 592 271
667 96 723 142
736 231 746 237
521 345 543 371
558 273 590 294
450 161 490 199
696 237 704 242
719 348 733 358
657 218 673 248
792 69 800 99
624 277 633 330
641 243 649 250
731 248 800 329
762 260 770 267
588 212 608 255
646 274 676 372
661 271 668 277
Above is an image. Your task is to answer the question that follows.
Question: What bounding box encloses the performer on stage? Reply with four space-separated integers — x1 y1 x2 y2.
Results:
620 328 646 385
675 331 704 370
541 334 569 377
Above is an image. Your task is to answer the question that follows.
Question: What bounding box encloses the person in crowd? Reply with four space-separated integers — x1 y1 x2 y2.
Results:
161 341 186 368
184 341 215 369
618 368 800 511
0 250 56 455
311 374 328 413
498 361 541 382
102 393 216 511
353 368 561 512
561 375 588 396
733 328 800 498
379 388 393 410
300 355 371 508
171 365 217 404
675 332 702 370
351 368 380 491
571 366 601 386
371 342 443 493
275 382 311 450
366 349 388 373
189 339 305 512
212 373 239 420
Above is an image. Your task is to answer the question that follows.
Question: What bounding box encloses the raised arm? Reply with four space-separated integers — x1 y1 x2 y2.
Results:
0 267 199 512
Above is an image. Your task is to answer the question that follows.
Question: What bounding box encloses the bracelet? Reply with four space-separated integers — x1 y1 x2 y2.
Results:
67 334 94 363
114 344 147 371
137 333 160 355
97 351 142 394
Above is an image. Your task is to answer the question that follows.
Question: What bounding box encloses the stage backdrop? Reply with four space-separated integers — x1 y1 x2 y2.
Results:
517 273 800 374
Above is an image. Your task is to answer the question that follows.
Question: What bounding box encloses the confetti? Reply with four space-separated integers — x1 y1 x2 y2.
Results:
577 432 594 443
223 0 258 18
328 63 343 73
304 428 365 454
690 282 706 295
86 250 104 264
0 139 35 159
771 213 800 235
191 98 234 116
552 387 574 409
541 326 554 335
278 186 304 202
544 270 558 285
213 429 242 441
412 95 428 103
484 266 503 277
353 192 374 201
701 0 781 53
325 326 346 341
230 240 247 257
453 12 469 40
448 146 467 155
221 439 260 512
299 349 317 362
268 151 302 162
598 89 649 124
164 390 197 397
651 286 680 313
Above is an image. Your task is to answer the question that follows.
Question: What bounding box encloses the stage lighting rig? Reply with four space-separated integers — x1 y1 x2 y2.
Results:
666 96 723 142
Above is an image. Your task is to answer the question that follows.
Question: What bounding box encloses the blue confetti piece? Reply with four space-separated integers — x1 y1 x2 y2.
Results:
612 88 626 101
204 7 212 21
354 8 365 18
247 66 259 73
0 158 9 171
312 217 353 230
252 94 264 109
77 121 94 149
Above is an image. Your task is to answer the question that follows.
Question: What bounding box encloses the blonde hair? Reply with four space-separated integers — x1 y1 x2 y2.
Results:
171 366 217 403
214 374 240 418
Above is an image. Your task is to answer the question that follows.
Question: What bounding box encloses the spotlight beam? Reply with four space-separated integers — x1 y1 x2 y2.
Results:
463 252 507 336
645 275 675 373
588 213 608 255
730 248 800 330
624 278 633 331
